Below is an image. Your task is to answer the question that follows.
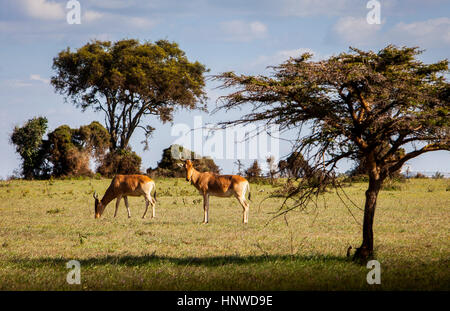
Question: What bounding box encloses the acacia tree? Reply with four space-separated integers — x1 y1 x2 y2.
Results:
51 39 208 152
215 46 449 261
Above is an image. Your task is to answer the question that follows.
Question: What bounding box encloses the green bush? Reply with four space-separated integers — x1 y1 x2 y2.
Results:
148 144 220 178
343 174 369 183
381 179 404 191
10 117 48 179
97 148 142 177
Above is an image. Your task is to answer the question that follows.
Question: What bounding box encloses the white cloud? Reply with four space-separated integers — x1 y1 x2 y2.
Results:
278 0 398 17
88 33 112 41
30 74 50 84
84 0 137 10
127 17 157 28
20 0 65 21
332 16 450 47
83 10 103 23
332 16 382 45
1 79 32 88
280 0 356 16
388 17 450 46
81 11 156 29
220 20 268 42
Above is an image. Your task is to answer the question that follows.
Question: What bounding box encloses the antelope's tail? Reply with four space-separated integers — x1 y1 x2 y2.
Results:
247 182 251 202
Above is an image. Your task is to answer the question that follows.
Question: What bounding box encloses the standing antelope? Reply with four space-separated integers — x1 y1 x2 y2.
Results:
93 175 157 219
180 160 251 224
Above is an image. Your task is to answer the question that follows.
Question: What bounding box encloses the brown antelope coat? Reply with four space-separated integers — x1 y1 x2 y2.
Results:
93 175 156 219
182 160 251 224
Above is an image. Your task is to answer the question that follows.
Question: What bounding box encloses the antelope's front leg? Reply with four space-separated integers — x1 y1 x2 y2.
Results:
114 195 122 217
203 193 209 224
124 196 131 218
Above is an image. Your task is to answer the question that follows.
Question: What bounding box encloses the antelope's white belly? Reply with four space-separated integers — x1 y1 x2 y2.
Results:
202 189 234 198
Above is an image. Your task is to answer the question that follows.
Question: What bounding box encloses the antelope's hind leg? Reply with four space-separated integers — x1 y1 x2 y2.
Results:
142 198 149 219
236 195 249 224
151 197 156 218
142 192 155 219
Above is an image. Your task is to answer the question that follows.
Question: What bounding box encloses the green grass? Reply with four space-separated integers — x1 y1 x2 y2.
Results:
0 178 448 290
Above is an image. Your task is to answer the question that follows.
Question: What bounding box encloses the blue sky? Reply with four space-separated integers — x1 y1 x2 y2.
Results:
0 0 449 178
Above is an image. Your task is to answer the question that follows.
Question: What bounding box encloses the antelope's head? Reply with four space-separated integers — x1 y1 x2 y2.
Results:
93 192 104 219
179 160 194 183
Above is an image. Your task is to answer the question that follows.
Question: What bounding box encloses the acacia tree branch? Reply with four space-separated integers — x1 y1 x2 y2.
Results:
389 143 450 173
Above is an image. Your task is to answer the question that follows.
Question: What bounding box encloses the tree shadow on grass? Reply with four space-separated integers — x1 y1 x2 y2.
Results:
7 255 450 290
12 253 351 268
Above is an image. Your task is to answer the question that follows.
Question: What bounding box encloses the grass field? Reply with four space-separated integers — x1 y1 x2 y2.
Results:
0 177 448 290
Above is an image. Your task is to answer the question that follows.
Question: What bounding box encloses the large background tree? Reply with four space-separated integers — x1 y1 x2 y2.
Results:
51 39 208 152
215 45 449 261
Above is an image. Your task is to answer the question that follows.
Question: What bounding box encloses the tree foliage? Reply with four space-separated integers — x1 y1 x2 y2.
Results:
97 148 142 177
10 117 48 179
278 152 313 178
11 118 111 178
215 45 449 260
45 122 111 177
245 160 262 180
51 39 208 151
148 144 220 177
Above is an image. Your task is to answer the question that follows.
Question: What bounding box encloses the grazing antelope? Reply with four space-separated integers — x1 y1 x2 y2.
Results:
180 160 251 224
93 175 156 219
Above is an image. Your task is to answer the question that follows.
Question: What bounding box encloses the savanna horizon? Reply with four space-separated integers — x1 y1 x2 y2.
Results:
0 177 448 290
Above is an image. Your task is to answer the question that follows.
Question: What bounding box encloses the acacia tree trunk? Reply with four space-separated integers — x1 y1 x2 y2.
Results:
354 175 383 261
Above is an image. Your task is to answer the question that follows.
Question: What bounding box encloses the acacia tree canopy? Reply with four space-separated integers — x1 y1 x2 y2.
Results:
215 45 449 261
51 39 208 151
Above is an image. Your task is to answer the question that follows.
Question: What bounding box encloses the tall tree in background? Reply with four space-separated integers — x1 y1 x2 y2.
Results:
215 45 449 261
51 39 208 152
10 117 48 179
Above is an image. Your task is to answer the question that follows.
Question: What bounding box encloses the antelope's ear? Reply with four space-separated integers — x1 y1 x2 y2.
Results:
93 191 99 200
177 163 183 168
